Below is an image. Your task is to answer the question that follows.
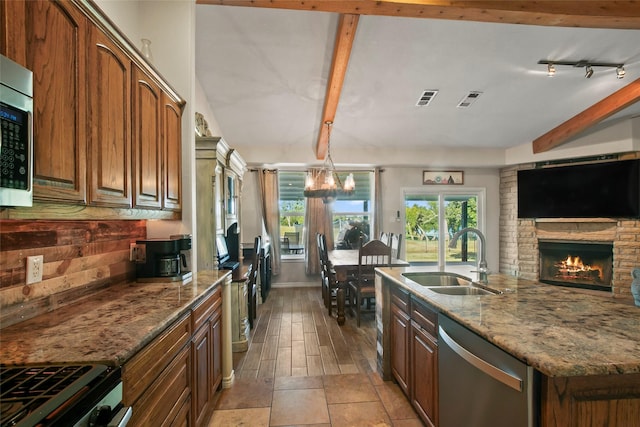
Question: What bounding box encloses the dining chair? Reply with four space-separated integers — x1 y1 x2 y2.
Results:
390 233 403 258
318 233 340 316
280 236 290 254
247 235 261 329
349 239 391 327
379 232 392 246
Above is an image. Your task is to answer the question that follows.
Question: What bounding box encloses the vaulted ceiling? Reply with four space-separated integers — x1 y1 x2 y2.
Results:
194 1 640 166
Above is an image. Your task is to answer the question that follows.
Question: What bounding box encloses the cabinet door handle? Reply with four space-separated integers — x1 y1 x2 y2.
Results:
439 325 523 391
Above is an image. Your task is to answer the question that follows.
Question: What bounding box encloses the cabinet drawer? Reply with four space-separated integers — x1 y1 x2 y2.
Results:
411 297 437 337
128 344 191 427
123 312 191 405
192 285 222 332
391 287 410 313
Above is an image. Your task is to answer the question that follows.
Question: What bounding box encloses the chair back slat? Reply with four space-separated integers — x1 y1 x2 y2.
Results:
357 239 391 285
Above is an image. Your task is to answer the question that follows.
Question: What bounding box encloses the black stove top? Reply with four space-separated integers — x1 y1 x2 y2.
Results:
0 364 108 427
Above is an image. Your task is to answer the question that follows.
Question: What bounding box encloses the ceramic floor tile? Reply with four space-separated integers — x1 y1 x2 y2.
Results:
375 382 420 420
270 389 330 426
207 407 271 426
323 374 378 405
215 377 274 410
327 401 392 427
274 375 324 390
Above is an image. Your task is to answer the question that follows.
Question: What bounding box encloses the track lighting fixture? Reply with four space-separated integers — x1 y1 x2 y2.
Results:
585 65 594 79
538 60 625 79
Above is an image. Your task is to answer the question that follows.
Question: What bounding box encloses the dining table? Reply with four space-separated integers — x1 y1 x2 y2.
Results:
328 249 410 325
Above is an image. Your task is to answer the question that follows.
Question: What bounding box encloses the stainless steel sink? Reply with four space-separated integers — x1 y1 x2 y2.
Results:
402 272 472 287
427 286 500 296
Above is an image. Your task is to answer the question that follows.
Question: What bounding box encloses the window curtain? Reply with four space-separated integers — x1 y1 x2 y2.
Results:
258 168 281 276
373 167 383 240
304 169 334 275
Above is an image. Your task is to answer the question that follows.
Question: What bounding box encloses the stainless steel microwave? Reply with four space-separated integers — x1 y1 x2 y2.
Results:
1 54 33 207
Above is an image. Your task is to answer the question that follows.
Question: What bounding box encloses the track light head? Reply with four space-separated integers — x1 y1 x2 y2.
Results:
585 65 594 79
617 66 626 79
547 63 555 77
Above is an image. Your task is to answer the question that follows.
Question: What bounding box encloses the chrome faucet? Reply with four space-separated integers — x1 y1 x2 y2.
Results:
449 227 489 284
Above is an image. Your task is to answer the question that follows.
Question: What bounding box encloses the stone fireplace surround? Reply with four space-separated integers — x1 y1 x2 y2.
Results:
500 166 640 301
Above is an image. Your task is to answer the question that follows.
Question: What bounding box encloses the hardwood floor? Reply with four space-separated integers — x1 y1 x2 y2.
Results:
232 286 378 378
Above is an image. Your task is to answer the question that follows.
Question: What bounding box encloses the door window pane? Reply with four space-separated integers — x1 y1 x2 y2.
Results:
404 191 481 272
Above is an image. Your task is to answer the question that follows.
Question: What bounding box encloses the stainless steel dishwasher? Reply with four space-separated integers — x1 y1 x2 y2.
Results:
438 314 539 427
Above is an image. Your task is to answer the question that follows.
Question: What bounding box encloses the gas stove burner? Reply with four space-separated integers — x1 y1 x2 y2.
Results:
0 364 108 427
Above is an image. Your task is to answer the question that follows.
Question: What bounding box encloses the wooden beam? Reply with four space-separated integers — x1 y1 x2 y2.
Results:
315 14 359 160
196 1 640 30
532 77 640 153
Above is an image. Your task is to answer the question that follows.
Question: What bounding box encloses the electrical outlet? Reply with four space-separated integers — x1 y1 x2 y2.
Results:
130 243 136 261
26 255 44 285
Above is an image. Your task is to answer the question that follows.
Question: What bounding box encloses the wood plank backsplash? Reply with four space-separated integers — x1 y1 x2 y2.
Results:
0 220 146 327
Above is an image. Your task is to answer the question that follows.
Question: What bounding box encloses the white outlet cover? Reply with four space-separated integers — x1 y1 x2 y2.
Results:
26 255 44 285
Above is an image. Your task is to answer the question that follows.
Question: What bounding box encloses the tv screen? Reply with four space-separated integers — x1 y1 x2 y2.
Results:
517 159 640 218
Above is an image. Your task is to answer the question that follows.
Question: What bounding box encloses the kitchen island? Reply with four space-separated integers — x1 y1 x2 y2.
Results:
0 270 232 426
376 266 640 427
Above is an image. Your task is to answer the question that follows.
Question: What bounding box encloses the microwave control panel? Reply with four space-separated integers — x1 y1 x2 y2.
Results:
0 102 29 190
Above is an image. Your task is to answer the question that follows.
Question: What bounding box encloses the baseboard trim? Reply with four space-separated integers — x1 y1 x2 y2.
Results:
271 282 320 288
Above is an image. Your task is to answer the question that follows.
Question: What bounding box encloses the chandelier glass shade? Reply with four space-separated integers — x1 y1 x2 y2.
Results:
304 121 355 203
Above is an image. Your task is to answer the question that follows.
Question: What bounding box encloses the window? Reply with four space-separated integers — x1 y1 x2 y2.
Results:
279 171 306 256
404 188 484 273
332 171 373 249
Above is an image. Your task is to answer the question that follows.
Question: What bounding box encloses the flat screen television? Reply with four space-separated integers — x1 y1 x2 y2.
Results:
517 159 640 218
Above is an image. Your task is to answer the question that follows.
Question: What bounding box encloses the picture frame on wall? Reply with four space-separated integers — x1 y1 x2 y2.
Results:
423 170 464 185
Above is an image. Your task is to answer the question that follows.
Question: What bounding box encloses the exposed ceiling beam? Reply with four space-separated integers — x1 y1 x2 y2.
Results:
533 77 640 153
315 13 359 160
196 1 640 30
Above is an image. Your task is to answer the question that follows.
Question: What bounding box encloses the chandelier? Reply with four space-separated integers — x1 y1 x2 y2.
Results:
304 121 355 203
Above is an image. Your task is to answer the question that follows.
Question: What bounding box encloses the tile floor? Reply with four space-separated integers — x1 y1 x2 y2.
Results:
207 287 423 426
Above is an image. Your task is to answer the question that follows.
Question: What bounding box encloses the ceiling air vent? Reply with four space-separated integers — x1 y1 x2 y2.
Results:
457 91 482 108
416 90 438 107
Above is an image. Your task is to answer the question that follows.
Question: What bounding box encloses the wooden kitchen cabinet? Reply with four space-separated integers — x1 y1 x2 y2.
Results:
1 0 184 218
390 287 410 396
123 284 223 427
2 0 88 203
132 66 163 209
87 25 132 207
390 288 439 427
123 312 192 426
191 285 222 427
410 297 438 427
163 92 183 211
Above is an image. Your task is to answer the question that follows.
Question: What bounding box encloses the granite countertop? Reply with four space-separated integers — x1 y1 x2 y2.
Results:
377 266 640 378
0 270 230 367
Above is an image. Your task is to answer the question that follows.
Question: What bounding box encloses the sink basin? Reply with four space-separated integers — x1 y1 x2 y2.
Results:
402 272 472 287
427 286 499 296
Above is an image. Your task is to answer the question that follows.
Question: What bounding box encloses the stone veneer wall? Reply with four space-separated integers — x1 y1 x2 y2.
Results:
499 165 640 301
0 220 146 327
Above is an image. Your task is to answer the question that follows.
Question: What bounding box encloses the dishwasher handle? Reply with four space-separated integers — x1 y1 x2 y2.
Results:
439 325 523 392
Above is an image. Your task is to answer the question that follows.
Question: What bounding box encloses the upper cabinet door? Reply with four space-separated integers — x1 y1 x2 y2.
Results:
163 93 182 211
132 66 163 209
87 26 132 207
25 0 88 203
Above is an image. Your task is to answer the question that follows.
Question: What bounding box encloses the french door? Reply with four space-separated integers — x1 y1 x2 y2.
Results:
403 188 485 271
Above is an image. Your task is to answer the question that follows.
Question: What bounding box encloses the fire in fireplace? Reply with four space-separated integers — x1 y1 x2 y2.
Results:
538 240 613 291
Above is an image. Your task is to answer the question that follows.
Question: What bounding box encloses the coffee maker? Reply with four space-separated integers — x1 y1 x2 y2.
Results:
135 235 192 282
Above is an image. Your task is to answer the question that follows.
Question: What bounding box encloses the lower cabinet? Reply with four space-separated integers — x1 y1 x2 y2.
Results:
410 297 438 427
390 287 439 427
390 288 410 396
123 284 223 427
